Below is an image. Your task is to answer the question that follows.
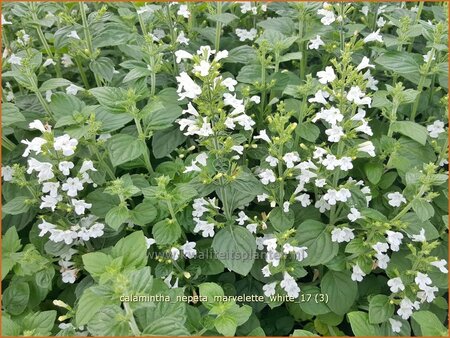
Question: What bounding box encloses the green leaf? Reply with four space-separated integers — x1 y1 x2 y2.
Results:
76 286 115 326
87 305 131 336
2 226 22 254
387 137 436 174
2 196 30 215
3 281 30 315
39 78 71 92
90 57 115 82
321 271 358 315
86 189 120 218
224 46 257 64
411 199 435 221
411 311 448 336
237 65 263 84
375 51 420 74
347 311 382 336
22 310 57 335
48 93 85 120
90 87 128 113
292 329 319 336
215 314 238 336
2 316 21 336
107 134 146 167
212 226 256 276
152 126 187 159
364 161 384 185
130 200 157 226
368 295 394 324
142 101 183 131
2 103 25 127
390 121 428 145
105 205 129 230
297 122 320 142
152 219 181 245
269 207 295 232
82 252 113 278
208 13 238 25
199 282 224 309
298 286 330 315
143 317 190 335
295 220 338 266
111 231 147 268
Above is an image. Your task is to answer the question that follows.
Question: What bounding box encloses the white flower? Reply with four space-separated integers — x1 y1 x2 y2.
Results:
411 228 426 242
397 298 420 319
263 282 277 297
375 253 390 269
313 146 327 160
423 50 436 63
80 160 97 174
309 90 330 105
339 157 353 171
257 193 269 202
184 152 208 173
176 31 189 45
146 237 156 249
346 86 371 106
389 318 402 333
66 84 83 95
347 207 361 222
27 158 54 182
315 178 326 187
293 246 308 262
181 241 197 258
317 7 336 25
356 56 375 72
364 29 383 43
176 72 202 100
38 220 57 237
42 182 60 197
236 211 249 225
427 120 445 138
193 60 211 76
325 125 344 142
372 242 389 255
295 193 311 208
235 28 257 41
313 107 343 125
215 50 228 61
45 90 52 102
246 223 257 234
351 264 366 282
175 50 193 63
315 197 331 213
259 169 276 185
136 5 154 15
250 95 260 104
417 285 438 303
170 247 180 260
8 54 22 65
67 30 80 39
62 177 84 197
363 70 379 91
280 272 300 298
71 199 92 215
387 192 406 207
415 272 432 290
222 77 237 91
177 4 190 18
261 264 271 277
387 277 405 293
2 14 12 25
357 141 376 157
53 134 78 156
21 137 47 157
61 54 74 68
61 269 77 284
1 166 14 182
331 227 355 243
58 161 74 175
263 238 278 252
430 259 448 273
308 35 324 50
386 230 403 251
193 219 215 237
355 120 373 136
282 201 290 213
317 66 336 84
254 129 271 143
40 194 61 211
29 120 50 133
283 152 300 168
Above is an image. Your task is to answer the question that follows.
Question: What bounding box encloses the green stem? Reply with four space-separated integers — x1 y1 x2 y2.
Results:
89 144 116 180
407 1 425 53
134 117 154 174
329 141 345 225
165 4 178 75
137 12 148 35
80 2 94 57
215 2 223 51
123 302 141 336
391 185 427 222
339 3 345 51
277 146 285 205
75 57 90 89
410 48 435 121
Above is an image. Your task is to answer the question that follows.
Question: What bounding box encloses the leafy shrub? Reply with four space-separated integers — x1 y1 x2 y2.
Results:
1 1 448 336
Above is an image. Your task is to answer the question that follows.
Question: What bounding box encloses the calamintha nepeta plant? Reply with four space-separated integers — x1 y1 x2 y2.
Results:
1 1 449 337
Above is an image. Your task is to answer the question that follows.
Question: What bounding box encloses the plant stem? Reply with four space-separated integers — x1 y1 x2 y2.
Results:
2 136 15 151
75 56 90 89
391 185 427 222
134 117 154 174
298 9 306 81
407 1 425 53
165 4 179 75
215 2 223 51
123 302 141 336
88 144 116 180
410 48 435 120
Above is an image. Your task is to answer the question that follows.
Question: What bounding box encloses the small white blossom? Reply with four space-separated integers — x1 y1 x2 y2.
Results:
415 272 432 290
176 72 202 100
364 29 383 43
389 318 402 333
331 227 354 243
387 192 406 207
325 125 344 142
176 31 189 45
347 207 361 222
67 30 80 39
308 35 324 50
387 277 405 293
58 161 74 175
427 120 445 138
411 228 426 242
351 264 366 282
356 56 375 72
430 259 448 273
357 141 376 157
386 230 403 251
71 199 92 215
280 272 300 298
181 241 197 259
259 169 276 185
263 282 277 297
62 177 84 197
66 84 83 95
54 134 78 156
177 4 190 18
235 28 257 41
317 66 336 84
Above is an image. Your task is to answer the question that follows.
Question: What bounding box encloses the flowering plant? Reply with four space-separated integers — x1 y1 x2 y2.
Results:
1 1 448 337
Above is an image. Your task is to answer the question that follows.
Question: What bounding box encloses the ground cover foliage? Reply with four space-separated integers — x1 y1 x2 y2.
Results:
1 1 449 336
